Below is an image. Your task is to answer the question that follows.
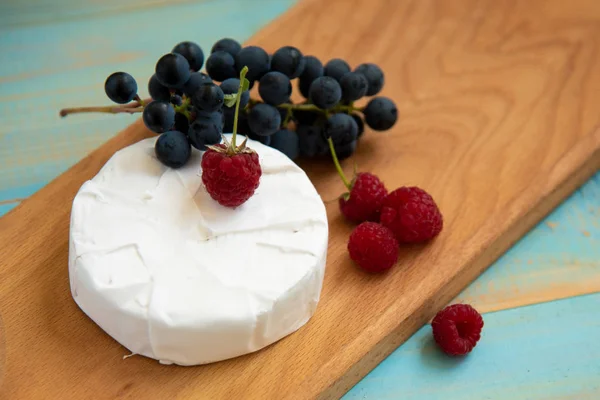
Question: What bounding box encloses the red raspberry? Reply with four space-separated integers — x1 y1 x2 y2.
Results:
380 186 443 243
431 304 484 356
339 172 388 223
347 222 399 273
201 144 262 208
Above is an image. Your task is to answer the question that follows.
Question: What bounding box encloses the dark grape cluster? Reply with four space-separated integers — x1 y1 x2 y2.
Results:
100 38 398 168
223 44 397 162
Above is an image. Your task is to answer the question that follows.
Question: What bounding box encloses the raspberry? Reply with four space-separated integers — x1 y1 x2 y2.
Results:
380 186 443 243
201 143 262 208
431 304 484 356
347 222 399 273
339 172 388 223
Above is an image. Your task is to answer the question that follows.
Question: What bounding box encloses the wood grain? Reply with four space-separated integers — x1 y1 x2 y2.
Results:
1 0 600 399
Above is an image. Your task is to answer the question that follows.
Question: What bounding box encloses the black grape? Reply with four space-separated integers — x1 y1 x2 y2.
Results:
333 140 357 161
298 55 324 98
363 97 398 131
298 79 312 99
248 103 281 136
181 72 212 97
355 63 384 96
239 112 262 144
258 71 291 106
104 72 137 104
248 131 271 146
174 112 189 133
324 113 358 145
270 46 305 79
269 129 300 160
351 113 365 138
324 58 351 82
170 94 183 106
192 83 224 112
237 112 253 136
235 46 270 81
340 72 368 101
172 41 204 72
211 38 242 57
155 53 191 88
196 110 224 131
155 130 191 168
223 109 253 138
143 101 175 133
223 107 235 132
309 76 342 110
148 74 171 102
188 117 222 150
300 55 324 83
298 124 328 157
206 51 237 82
220 78 249 108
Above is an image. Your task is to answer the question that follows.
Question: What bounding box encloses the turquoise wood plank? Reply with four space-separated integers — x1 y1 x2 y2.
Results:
0 0 297 203
0 0 215 28
344 293 600 400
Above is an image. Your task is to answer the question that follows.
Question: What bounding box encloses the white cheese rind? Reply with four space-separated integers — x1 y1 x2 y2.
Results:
68 135 328 366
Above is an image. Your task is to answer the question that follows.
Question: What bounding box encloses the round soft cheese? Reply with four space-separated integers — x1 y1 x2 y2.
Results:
68 135 328 366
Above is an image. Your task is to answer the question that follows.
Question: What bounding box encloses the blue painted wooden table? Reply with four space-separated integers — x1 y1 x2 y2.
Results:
1 1 598 398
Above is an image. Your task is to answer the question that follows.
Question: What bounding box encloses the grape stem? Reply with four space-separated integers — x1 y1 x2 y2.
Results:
59 96 362 119
247 98 364 114
134 94 145 106
232 66 249 148
173 97 191 119
59 97 151 117
327 137 352 190
282 108 294 125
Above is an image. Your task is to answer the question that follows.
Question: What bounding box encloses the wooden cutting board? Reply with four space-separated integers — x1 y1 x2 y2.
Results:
1 0 600 398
